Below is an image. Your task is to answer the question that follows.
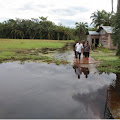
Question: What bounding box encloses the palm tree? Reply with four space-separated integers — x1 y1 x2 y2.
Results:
91 10 113 29
104 12 113 26
75 22 88 41
90 10 106 29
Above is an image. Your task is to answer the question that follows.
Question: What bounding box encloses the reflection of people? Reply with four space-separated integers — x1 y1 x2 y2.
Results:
76 67 82 79
73 64 90 79
75 41 83 60
73 64 82 79
83 67 89 78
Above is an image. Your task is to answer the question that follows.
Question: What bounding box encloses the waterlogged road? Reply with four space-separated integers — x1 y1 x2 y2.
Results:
0 59 118 119
0 44 119 119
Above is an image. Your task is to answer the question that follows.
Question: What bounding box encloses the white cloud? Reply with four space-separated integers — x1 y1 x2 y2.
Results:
0 0 118 27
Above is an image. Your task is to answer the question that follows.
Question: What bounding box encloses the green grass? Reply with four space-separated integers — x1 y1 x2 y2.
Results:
0 39 73 64
97 60 120 73
91 47 120 73
0 39 72 50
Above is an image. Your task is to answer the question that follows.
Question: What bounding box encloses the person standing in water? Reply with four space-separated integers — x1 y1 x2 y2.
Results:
82 41 85 57
75 41 83 59
73 41 78 58
84 41 90 59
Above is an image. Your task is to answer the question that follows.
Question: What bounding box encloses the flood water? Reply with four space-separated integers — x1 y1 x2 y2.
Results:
0 60 119 119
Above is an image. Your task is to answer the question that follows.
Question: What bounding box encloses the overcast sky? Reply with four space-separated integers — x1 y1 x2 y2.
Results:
0 0 118 27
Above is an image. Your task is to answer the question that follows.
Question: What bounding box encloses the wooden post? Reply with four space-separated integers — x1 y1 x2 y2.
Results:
108 34 111 49
94 39 96 48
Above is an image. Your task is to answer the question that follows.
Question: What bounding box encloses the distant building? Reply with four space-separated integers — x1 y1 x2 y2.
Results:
87 26 117 49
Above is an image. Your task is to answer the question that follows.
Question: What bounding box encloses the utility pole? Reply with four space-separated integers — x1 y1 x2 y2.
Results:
118 0 120 11
112 0 113 12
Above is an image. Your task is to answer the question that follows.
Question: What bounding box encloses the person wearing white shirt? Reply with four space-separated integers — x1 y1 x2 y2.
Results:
75 41 83 59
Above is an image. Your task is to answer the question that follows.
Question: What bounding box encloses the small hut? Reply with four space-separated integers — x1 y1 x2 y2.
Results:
87 26 117 49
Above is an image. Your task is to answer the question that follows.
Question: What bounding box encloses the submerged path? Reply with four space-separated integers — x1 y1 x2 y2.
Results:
54 49 100 74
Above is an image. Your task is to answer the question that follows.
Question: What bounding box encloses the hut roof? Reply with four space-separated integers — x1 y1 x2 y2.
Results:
88 31 99 35
102 26 113 34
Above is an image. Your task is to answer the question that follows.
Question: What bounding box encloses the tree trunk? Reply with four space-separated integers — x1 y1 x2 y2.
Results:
40 32 42 39
63 35 65 40
57 33 59 40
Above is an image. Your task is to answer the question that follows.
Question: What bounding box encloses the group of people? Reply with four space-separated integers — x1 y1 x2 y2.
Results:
73 41 90 60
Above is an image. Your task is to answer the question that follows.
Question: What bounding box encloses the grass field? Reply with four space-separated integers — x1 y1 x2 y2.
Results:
91 47 120 73
0 39 72 50
0 39 73 64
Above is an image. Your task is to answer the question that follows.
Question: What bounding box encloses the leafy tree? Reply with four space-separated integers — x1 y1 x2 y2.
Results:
112 9 120 55
88 27 96 31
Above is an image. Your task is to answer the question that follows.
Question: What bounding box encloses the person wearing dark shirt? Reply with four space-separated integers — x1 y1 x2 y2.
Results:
83 41 85 57
84 41 90 59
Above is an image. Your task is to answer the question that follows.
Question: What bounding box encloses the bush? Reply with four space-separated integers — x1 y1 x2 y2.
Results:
98 43 103 48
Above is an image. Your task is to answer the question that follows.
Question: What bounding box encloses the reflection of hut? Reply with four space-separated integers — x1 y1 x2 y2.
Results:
87 26 117 49
104 74 120 119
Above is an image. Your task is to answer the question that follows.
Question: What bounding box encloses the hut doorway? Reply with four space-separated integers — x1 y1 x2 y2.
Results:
95 39 99 47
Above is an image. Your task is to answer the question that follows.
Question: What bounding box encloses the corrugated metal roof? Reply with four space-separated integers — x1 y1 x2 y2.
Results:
88 31 99 35
102 26 113 33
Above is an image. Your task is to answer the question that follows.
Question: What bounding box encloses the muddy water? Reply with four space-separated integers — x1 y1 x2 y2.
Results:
0 60 118 119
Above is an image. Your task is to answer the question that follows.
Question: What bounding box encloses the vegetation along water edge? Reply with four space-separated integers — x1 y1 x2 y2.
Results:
91 47 120 74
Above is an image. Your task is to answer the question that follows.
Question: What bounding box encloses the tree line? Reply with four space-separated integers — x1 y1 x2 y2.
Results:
0 17 76 40
0 10 114 41
0 16 90 41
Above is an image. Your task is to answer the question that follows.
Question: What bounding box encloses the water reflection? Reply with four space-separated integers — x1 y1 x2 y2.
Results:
73 64 90 79
0 61 118 119
72 59 120 119
72 86 108 119
104 73 120 119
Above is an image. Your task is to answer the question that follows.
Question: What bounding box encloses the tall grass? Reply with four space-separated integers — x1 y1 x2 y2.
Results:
91 48 120 73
